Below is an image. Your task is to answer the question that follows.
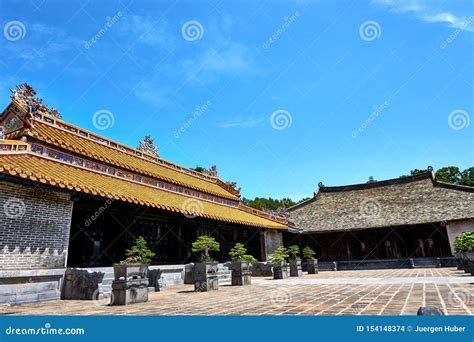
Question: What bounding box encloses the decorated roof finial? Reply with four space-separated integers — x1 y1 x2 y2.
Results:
206 165 219 177
427 166 433 172
10 83 62 119
318 182 324 188
137 135 159 157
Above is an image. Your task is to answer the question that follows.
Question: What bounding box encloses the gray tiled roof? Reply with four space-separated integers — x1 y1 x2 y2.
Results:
288 172 474 233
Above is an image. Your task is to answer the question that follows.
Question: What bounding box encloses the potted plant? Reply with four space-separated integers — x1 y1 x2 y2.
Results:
113 236 155 281
453 234 466 270
303 246 318 274
454 232 474 274
288 245 302 277
112 236 155 305
269 247 289 279
192 235 220 291
228 243 256 286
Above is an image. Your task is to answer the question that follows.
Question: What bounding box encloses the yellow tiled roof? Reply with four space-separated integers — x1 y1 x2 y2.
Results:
26 120 239 201
0 153 287 230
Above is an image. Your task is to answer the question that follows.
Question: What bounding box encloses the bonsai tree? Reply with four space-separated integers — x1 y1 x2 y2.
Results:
228 243 257 262
192 235 220 262
454 232 474 253
287 245 301 260
303 246 316 260
268 246 289 265
121 236 155 264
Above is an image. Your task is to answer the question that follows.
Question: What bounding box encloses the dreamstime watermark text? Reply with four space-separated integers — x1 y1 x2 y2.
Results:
84 11 123 49
174 100 212 138
352 101 389 138
262 12 300 49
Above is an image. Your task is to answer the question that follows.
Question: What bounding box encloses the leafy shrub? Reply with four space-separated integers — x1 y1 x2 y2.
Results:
121 236 155 264
303 246 316 260
287 245 301 259
453 232 474 253
229 243 257 262
268 246 289 265
192 235 220 262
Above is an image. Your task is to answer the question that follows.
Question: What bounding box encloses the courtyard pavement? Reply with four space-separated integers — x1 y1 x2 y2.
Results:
2 268 473 316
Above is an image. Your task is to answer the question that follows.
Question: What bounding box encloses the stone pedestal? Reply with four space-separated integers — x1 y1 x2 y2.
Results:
113 264 148 280
231 261 251 286
251 262 273 276
466 252 474 276
273 261 288 279
455 253 463 270
111 278 149 305
307 259 318 274
289 259 302 277
194 262 219 292
62 268 104 300
148 269 166 292
461 253 471 273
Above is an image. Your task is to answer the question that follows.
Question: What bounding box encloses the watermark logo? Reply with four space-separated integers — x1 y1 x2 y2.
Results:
448 109 470 130
262 11 300 49
181 20 204 41
359 198 381 218
84 11 123 50
359 20 381 41
92 109 115 130
4 21 26 41
4 198 26 219
92 289 114 306
181 198 204 219
174 100 212 139
352 100 389 138
270 289 291 307
440 16 474 49
448 289 471 307
270 109 292 130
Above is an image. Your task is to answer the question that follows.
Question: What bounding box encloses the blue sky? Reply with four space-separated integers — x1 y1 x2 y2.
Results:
0 0 473 200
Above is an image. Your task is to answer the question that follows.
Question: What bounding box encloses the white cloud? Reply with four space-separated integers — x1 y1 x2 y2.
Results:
373 0 474 32
219 116 263 128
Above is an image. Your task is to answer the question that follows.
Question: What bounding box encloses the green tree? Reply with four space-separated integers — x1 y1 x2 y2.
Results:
123 236 155 264
268 246 289 265
303 246 316 260
453 232 474 253
410 169 426 176
192 166 206 173
287 245 301 260
435 166 462 184
192 235 220 262
228 243 256 262
460 167 474 186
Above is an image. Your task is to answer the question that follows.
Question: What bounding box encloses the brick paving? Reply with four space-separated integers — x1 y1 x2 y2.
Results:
1 268 473 316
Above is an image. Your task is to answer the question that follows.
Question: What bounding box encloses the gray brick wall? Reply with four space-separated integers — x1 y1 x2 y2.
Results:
0 180 73 269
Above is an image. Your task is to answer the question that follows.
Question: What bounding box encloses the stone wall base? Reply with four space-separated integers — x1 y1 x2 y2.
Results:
0 268 65 305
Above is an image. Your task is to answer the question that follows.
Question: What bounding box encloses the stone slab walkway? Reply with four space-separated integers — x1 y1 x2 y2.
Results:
1 268 473 316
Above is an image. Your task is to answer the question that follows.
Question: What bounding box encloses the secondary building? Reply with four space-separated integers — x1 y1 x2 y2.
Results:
287 172 473 267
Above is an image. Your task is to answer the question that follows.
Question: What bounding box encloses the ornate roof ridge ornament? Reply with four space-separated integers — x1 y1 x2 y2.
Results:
10 83 62 119
205 165 219 177
137 135 159 157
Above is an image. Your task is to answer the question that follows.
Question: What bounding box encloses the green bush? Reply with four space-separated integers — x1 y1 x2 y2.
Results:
192 235 220 262
228 243 257 262
121 236 155 264
303 246 316 260
453 232 474 253
268 246 289 265
287 245 301 260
